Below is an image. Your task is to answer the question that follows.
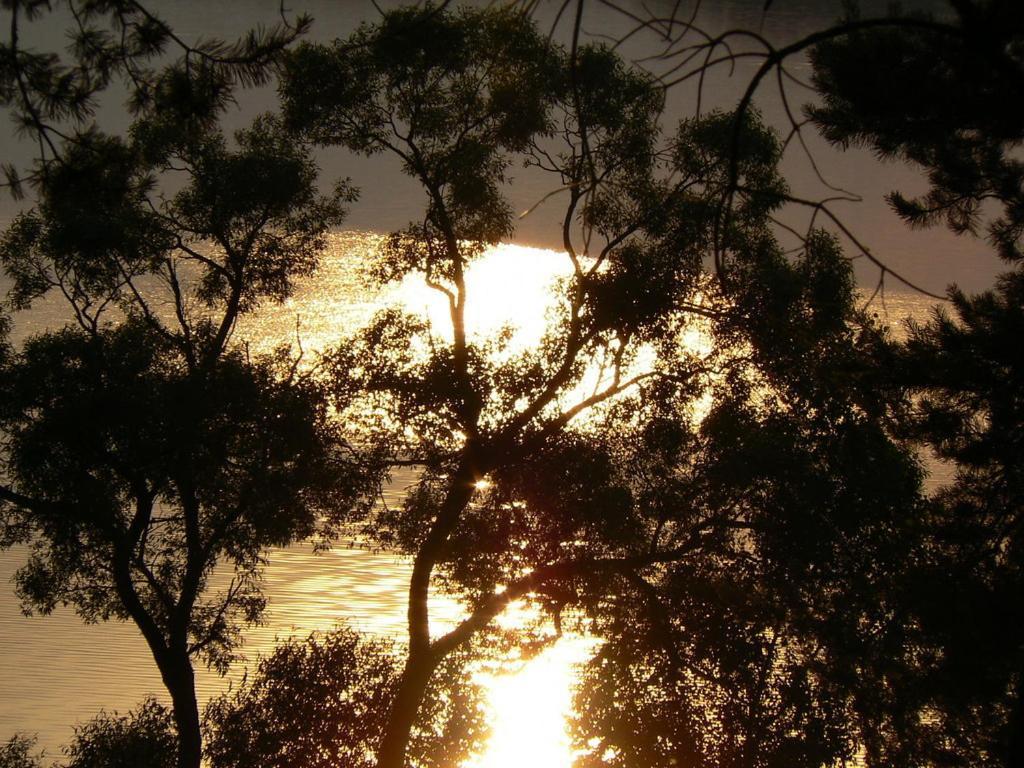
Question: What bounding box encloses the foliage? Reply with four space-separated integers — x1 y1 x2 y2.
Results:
805 2 1024 765
0 5 367 768
2 3 1019 768
0 735 42 768
808 0 1024 261
0 0 312 198
567 232 922 768
0 88 362 639
0 321 368 668
60 699 176 768
204 627 487 768
283 3 560 259
867 273 1024 768
281 5 926 768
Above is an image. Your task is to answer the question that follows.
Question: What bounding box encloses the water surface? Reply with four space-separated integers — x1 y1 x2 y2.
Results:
0 232 946 760
0 0 996 761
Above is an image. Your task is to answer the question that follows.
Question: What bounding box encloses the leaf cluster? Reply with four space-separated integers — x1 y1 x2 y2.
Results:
0 321 373 668
808 0 1024 261
204 627 487 768
1 0 310 196
282 3 561 259
60 698 177 768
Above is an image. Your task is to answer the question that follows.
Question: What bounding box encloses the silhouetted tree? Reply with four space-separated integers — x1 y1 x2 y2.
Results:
567 229 923 768
809 0 1024 263
0 8 370 768
6 3 1014 767
0 322 372 768
282 8 567 764
0 0 311 199
860 274 1024 768
0 735 41 768
805 2 1024 765
204 627 487 768
551 3 1024 764
282 6 923 767
1 700 174 768
60 699 177 768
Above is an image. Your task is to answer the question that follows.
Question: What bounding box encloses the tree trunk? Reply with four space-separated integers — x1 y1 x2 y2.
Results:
377 648 439 768
157 652 203 768
377 454 481 768
111 541 202 768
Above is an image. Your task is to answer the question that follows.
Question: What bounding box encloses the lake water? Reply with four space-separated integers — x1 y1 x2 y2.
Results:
0 0 999 763
0 231 946 762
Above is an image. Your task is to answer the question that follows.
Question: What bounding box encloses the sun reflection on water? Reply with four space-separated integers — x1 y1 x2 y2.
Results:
239 233 704 766
390 242 573 348
468 636 596 768
1 230 946 759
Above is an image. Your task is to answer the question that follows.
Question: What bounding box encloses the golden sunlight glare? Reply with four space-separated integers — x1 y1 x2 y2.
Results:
391 243 571 346
467 637 595 768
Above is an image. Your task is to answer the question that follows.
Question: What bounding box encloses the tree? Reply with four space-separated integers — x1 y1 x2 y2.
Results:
805 1 1024 765
538 2 1024 763
0 735 42 768
0 0 311 199
59 699 177 768
5 3 1012 767
281 5 924 766
1 700 174 768
565 230 925 767
893 277 1024 767
808 0 1024 263
0 8 372 768
204 627 487 768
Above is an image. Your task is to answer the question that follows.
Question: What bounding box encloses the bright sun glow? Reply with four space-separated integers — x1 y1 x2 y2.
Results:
388 242 715 422
249 235 710 765
390 242 572 347
467 637 596 768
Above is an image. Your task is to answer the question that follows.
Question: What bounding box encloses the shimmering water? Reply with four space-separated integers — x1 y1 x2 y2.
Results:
0 0 999 761
0 231 946 759
0 233 450 756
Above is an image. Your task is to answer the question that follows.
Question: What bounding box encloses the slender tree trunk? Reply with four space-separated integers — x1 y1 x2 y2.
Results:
156 651 203 768
112 538 201 768
378 461 479 767
377 647 439 768
374 417 484 767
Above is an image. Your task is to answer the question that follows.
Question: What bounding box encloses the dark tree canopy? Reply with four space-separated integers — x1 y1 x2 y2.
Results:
869 273 1024 767
0 6 370 768
804 2 1024 765
0 700 176 768
0 735 41 768
808 0 1024 262
564 231 923 768
1 2 1021 767
283 4 560 256
59 699 177 768
205 627 487 768
0 322 366 667
278 5 930 768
